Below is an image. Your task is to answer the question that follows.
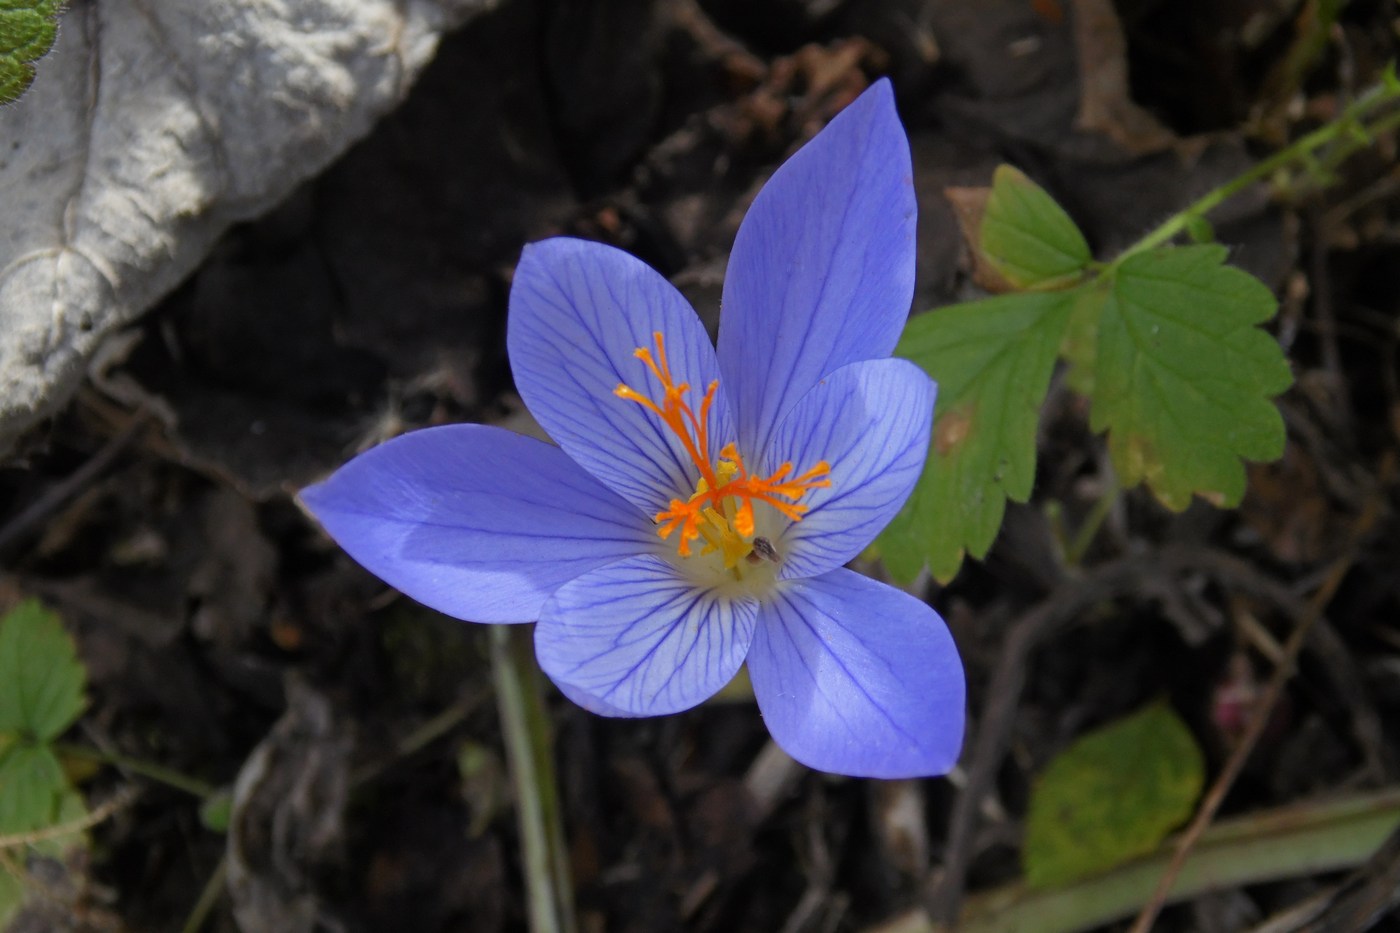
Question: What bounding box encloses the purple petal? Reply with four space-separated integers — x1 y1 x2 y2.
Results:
761 358 935 580
748 570 964 778
553 678 641 718
508 237 732 515
718 79 916 456
299 425 655 624
535 555 758 716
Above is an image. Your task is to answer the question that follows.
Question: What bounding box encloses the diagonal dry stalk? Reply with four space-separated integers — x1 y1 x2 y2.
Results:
1127 453 1396 933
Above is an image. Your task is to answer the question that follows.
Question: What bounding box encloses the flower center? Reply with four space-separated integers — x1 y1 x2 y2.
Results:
615 332 831 576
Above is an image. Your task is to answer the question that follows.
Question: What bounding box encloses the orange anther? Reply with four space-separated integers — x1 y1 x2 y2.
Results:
615 332 832 563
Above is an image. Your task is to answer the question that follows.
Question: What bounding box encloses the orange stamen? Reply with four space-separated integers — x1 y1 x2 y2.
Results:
615 332 831 562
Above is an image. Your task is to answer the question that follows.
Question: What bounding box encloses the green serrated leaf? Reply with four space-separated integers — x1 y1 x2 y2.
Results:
980 165 1093 290
0 0 63 107
1024 702 1205 889
0 743 66 835
1091 245 1293 510
877 475 935 584
1060 283 1107 397
882 291 1076 582
0 600 87 743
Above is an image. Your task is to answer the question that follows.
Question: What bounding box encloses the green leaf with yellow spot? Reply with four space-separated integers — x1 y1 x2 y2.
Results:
1092 245 1292 510
0 0 64 106
881 290 1076 582
880 167 1291 582
979 165 1093 290
1024 702 1205 888
0 600 86 743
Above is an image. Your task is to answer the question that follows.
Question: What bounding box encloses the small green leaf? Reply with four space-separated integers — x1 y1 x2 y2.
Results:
882 291 1076 582
0 772 87 927
1091 245 1293 510
0 743 67 834
0 0 63 106
198 789 233 833
0 600 87 743
980 165 1093 289
1024 703 1205 889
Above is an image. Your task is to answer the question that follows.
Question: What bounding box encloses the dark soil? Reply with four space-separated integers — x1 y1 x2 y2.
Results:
4 1 1400 931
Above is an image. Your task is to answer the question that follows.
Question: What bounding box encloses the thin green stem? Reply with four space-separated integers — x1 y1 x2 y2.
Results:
491 624 577 933
1043 500 1069 563
180 855 227 933
1065 473 1120 567
1313 104 1400 179
1118 70 1400 261
350 689 489 787
53 742 215 798
396 697 476 758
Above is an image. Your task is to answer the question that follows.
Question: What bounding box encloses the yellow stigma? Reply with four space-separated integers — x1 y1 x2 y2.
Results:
615 332 831 572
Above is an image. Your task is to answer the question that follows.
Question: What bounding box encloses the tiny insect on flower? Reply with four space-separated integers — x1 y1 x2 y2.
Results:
299 79 966 778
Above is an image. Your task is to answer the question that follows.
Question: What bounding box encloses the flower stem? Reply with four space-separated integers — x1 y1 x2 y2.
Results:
1116 66 1400 263
490 624 578 933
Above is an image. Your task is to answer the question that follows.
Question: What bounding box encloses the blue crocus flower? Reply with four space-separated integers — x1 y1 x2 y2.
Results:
300 79 965 778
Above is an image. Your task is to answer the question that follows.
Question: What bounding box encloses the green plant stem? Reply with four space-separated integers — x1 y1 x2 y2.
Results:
491 625 577 933
53 742 215 798
1064 473 1120 567
1315 104 1400 178
1120 71 1400 261
180 855 227 933
869 787 1400 933
396 695 478 758
350 689 489 787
